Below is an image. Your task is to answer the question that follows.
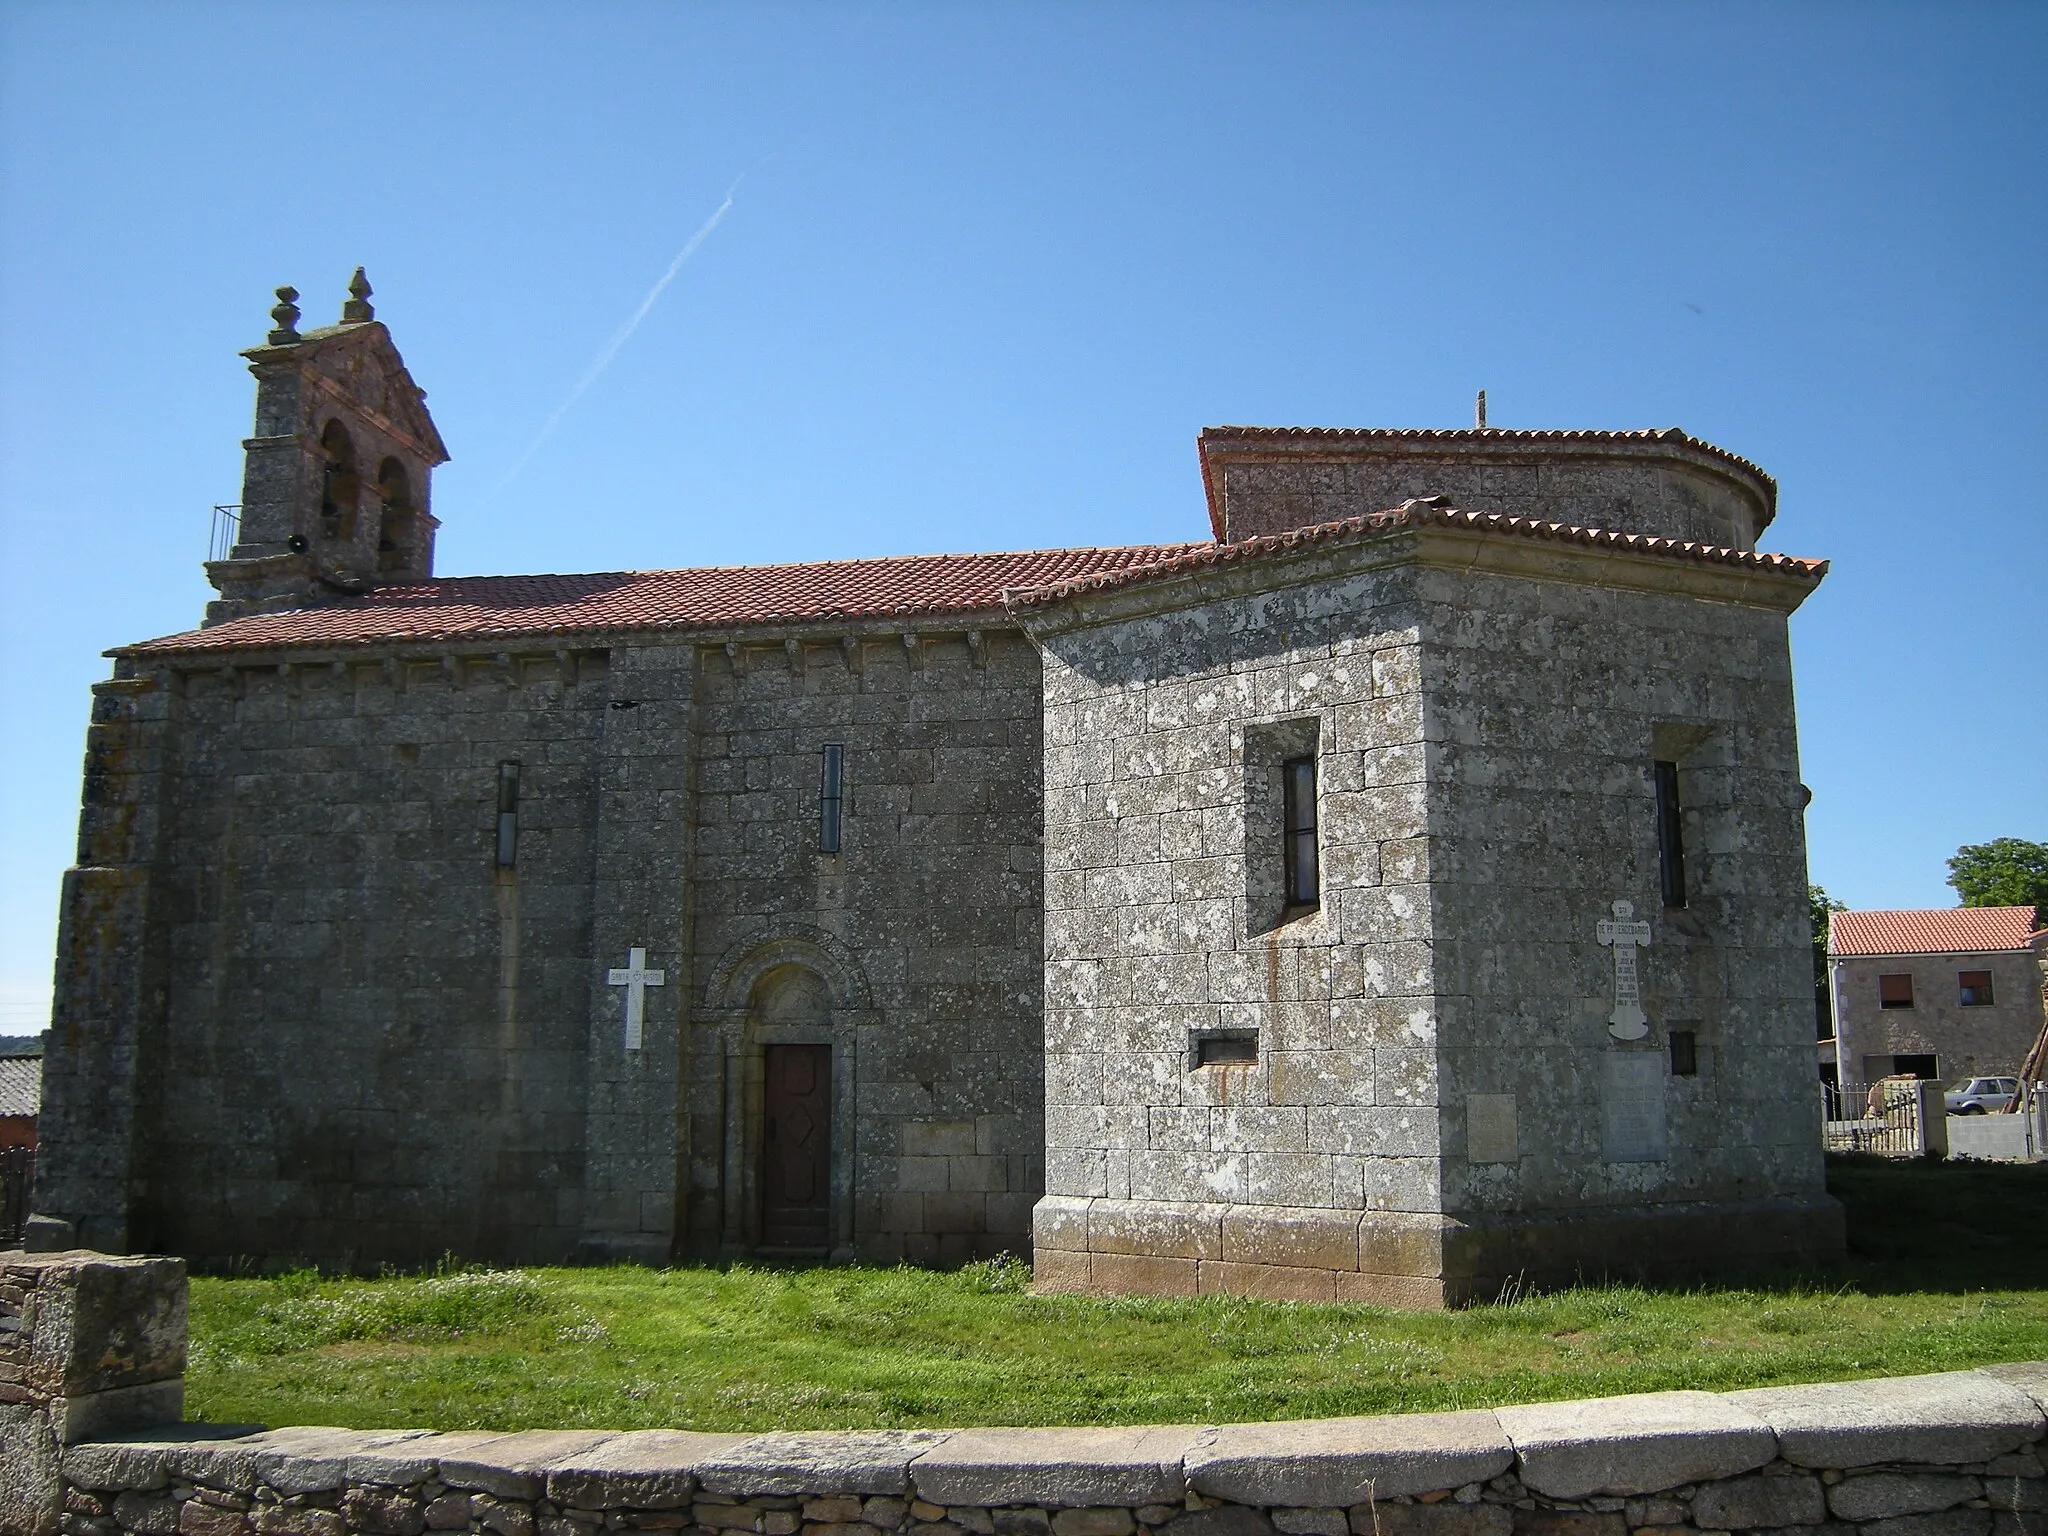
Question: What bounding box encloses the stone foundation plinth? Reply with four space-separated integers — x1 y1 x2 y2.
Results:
1031 1195 1847 1307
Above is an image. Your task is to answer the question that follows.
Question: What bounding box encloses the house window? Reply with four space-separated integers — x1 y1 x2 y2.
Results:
1669 1030 1698 1077
1192 1031 1258 1068
1653 760 1687 909
1878 973 1914 1009
495 761 520 868
1893 1053 1939 1080
1959 970 1994 1007
819 744 844 854
1282 755 1319 909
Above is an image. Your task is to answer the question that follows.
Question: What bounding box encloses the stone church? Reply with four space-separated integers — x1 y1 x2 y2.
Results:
35 276 1844 1303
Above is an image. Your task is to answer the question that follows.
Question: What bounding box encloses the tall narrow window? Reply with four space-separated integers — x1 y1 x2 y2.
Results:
1669 1029 1698 1077
819 744 844 854
1653 759 1687 908
495 761 520 868
1282 754 1318 909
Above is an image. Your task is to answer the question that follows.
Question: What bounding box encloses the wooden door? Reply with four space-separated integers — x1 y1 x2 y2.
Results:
761 1044 831 1249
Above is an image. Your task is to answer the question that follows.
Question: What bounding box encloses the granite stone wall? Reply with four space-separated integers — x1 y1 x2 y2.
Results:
1022 527 1837 1304
680 626 1045 1264
1833 952 2046 1085
39 620 1047 1270
39 1368 2048 1536
1417 565 1830 1234
1030 556 1443 1303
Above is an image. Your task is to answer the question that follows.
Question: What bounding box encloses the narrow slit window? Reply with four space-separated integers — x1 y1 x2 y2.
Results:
495 761 521 868
819 744 844 854
1959 970 1994 1007
1653 759 1687 909
1669 1029 1698 1077
1282 754 1319 908
1878 972 1915 1009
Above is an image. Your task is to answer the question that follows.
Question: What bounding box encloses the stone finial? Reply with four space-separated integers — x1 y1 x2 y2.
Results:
267 286 301 344
1475 389 1488 429
341 266 375 323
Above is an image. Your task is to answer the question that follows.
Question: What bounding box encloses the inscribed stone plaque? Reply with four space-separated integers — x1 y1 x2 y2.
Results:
1601 1051 1668 1162
1467 1093 1519 1163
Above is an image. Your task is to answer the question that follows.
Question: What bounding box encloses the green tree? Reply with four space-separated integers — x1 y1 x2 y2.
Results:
1946 838 2048 916
1811 883 1847 1038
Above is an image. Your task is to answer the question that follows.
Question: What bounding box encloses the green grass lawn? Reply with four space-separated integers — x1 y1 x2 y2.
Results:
185 1155 2048 1434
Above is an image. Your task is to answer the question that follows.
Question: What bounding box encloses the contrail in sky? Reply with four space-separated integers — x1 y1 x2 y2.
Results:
483 181 742 503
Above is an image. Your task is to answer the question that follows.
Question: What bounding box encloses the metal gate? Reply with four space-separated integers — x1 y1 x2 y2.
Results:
0 1147 31 1245
1822 1079 1928 1156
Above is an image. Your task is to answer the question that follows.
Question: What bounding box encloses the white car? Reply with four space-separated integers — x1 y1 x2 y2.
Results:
1944 1076 2022 1114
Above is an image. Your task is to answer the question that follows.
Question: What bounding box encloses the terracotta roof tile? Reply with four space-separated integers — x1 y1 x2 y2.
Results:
1830 907 2042 957
1004 502 1826 609
0 1055 39 1119
123 544 1205 657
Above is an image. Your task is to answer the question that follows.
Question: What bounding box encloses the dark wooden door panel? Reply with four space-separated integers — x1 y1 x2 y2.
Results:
762 1043 831 1249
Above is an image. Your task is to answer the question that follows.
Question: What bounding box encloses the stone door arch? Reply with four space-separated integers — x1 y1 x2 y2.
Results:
698 932 868 1259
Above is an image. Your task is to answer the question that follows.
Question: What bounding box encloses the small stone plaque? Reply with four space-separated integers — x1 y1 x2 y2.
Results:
1601 1051 1668 1163
1467 1093 1519 1164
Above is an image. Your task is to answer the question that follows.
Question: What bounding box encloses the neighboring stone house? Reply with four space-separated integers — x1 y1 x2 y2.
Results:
0 1044 39 1151
1829 906 2047 1085
35 276 1844 1301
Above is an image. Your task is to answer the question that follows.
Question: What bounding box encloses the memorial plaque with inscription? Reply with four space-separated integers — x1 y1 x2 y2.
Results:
1601 1050 1668 1162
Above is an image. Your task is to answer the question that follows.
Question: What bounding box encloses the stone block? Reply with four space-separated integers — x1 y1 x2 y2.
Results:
181 1506 251 1536
1503 1513 1623 1536
1221 1208 1360 1273
1087 1253 1199 1297
1828 1476 1984 1522
544 1430 750 1509
1333 1272 1444 1309
1858 1516 1993 1536
342 1488 426 1536
910 1426 1195 1508
112 1493 182 1534
1087 1200 1223 1261
1690 1473 1826 1529
1050 1512 1135 1536
1352 1509 1511 1536
1271 1510 1347 1536
249 1509 344 1536
1495 1391 1774 1497
1730 1372 2046 1469
438 1431 619 1499
805 1499 867 1523
1031 1251 1091 1294
1186 1408 1513 1504
1159 1511 1273 1536
862 1498 911 1528
699 1431 954 1497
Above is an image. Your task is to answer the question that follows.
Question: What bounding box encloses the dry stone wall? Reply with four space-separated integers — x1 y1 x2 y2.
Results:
40 1367 2048 1536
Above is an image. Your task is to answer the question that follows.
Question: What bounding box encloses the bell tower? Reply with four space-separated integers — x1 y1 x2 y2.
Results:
204 269 450 626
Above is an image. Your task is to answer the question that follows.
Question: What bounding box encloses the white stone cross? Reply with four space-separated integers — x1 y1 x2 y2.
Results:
1596 900 1653 1041
606 947 666 1053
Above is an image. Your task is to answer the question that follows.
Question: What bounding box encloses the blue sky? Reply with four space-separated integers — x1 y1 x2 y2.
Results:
1 1 2043 1032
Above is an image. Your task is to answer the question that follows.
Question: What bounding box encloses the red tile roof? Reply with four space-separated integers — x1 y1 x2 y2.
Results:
1004 502 1826 609
122 545 1205 657
1830 907 2043 957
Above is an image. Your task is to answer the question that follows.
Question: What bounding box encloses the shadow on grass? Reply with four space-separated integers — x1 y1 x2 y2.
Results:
1827 1152 2048 1295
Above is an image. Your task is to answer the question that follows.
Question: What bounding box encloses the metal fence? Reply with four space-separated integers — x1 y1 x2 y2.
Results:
1822 1079 1929 1156
0 1146 31 1246
208 503 242 562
